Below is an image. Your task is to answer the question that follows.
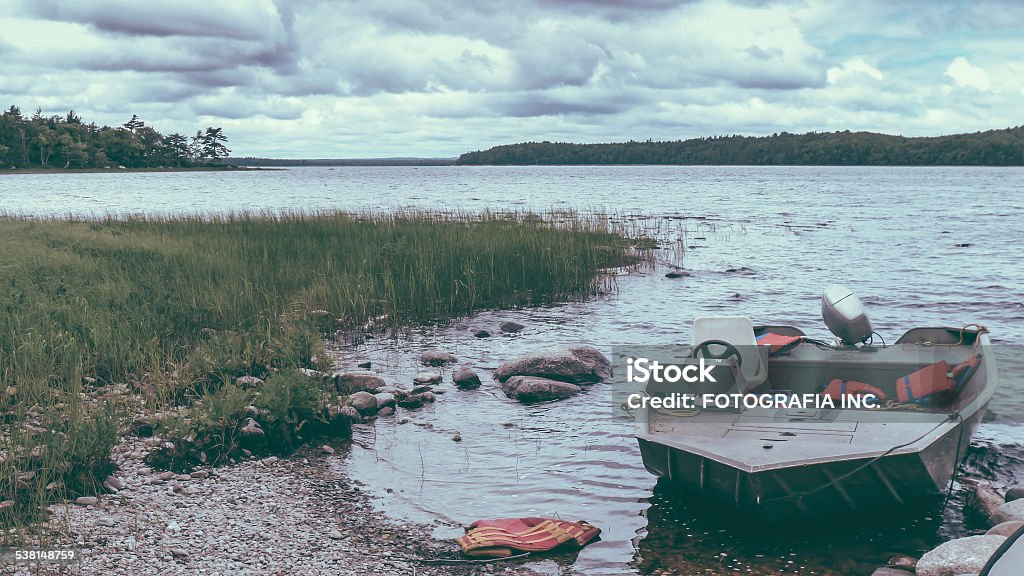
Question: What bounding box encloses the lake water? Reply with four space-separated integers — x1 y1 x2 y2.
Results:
3 166 1023 574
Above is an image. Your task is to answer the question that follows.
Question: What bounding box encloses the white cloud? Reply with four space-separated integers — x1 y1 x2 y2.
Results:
827 58 884 84
944 56 991 90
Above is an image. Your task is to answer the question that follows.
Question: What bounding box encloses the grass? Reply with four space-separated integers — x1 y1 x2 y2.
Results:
0 210 642 540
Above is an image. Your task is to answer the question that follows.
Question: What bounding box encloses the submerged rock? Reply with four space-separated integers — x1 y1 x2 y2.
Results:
413 372 442 385
333 371 386 394
500 376 582 403
347 391 378 415
916 535 1006 576
452 367 481 390
473 329 491 338
967 481 1006 525
420 351 458 366
499 320 526 333
664 270 692 279
494 346 612 384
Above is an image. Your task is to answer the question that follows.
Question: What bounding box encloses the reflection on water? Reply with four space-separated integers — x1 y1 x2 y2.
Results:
6 165 1024 574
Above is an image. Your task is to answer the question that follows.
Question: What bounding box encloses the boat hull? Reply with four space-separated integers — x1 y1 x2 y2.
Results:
637 404 986 520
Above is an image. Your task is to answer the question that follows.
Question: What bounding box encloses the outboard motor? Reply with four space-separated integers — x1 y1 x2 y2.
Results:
821 284 873 347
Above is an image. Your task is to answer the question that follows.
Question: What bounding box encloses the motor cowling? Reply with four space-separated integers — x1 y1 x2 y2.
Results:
822 284 873 345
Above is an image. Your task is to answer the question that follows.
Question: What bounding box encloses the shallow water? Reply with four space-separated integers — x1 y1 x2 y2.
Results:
3 165 1023 574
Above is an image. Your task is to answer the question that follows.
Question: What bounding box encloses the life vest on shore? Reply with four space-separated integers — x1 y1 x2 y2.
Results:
755 333 803 356
818 379 888 401
456 517 601 558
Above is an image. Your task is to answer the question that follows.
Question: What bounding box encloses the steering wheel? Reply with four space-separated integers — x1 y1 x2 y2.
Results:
692 339 743 368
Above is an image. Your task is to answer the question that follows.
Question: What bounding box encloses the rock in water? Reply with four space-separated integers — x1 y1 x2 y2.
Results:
499 320 526 333
870 569 912 576
413 372 442 385
967 481 1006 525
916 535 1006 576
500 376 582 403
373 392 396 409
339 405 362 424
494 346 612 384
473 329 491 338
420 351 458 366
333 371 386 394
347 391 378 415
987 520 1024 536
1005 484 1024 502
452 367 482 390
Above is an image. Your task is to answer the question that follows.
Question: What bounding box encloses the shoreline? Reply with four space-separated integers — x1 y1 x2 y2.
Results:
16 437 540 576
0 166 275 175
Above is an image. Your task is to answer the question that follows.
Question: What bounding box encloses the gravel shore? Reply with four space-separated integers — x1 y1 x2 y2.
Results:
9 435 542 576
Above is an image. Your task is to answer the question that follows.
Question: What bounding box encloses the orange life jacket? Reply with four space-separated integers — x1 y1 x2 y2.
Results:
456 517 602 558
897 361 952 403
755 333 803 356
818 379 888 401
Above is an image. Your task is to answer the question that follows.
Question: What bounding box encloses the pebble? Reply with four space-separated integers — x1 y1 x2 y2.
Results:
74 496 99 506
320 444 335 454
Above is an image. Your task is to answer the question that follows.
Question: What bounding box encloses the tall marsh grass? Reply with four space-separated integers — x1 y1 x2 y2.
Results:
0 210 640 538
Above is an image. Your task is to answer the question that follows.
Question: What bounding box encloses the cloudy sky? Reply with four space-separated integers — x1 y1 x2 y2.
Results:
1 0 1021 158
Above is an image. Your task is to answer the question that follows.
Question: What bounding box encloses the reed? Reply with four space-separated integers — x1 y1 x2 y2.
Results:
0 210 641 538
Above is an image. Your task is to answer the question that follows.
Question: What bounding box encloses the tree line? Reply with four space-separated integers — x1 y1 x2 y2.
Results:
0 105 231 169
456 127 1024 166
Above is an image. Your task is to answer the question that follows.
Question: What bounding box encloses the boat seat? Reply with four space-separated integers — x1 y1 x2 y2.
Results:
692 316 768 393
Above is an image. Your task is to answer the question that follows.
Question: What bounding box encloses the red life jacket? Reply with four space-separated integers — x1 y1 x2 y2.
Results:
456 517 602 558
755 333 803 356
818 379 888 401
896 361 953 403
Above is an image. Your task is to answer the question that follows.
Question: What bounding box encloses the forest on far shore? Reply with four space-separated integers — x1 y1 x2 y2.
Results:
0 105 230 169
456 126 1024 166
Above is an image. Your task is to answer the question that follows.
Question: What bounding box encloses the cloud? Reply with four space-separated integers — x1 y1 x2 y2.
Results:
945 56 990 90
2 0 1022 157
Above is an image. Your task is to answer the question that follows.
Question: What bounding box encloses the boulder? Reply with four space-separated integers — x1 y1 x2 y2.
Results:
1006 484 1024 502
499 320 526 333
967 481 1006 525
238 418 264 438
334 371 386 394
373 392 396 409
339 405 362 424
413 372 442 385
916 535 1006 576
886 555 917 571
420 351 458 366
452 367 482 390
374 385 408 401
494 346 612 384
993 498 1024 524
234 375 264 389
501 376 582 403
986 520 1024 536
870 569 912 576
347 391 378 415
377 406 394 417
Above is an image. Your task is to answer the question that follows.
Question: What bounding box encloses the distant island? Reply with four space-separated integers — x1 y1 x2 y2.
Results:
456 126 1024 166
0 105 231 170
226 157 455 167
